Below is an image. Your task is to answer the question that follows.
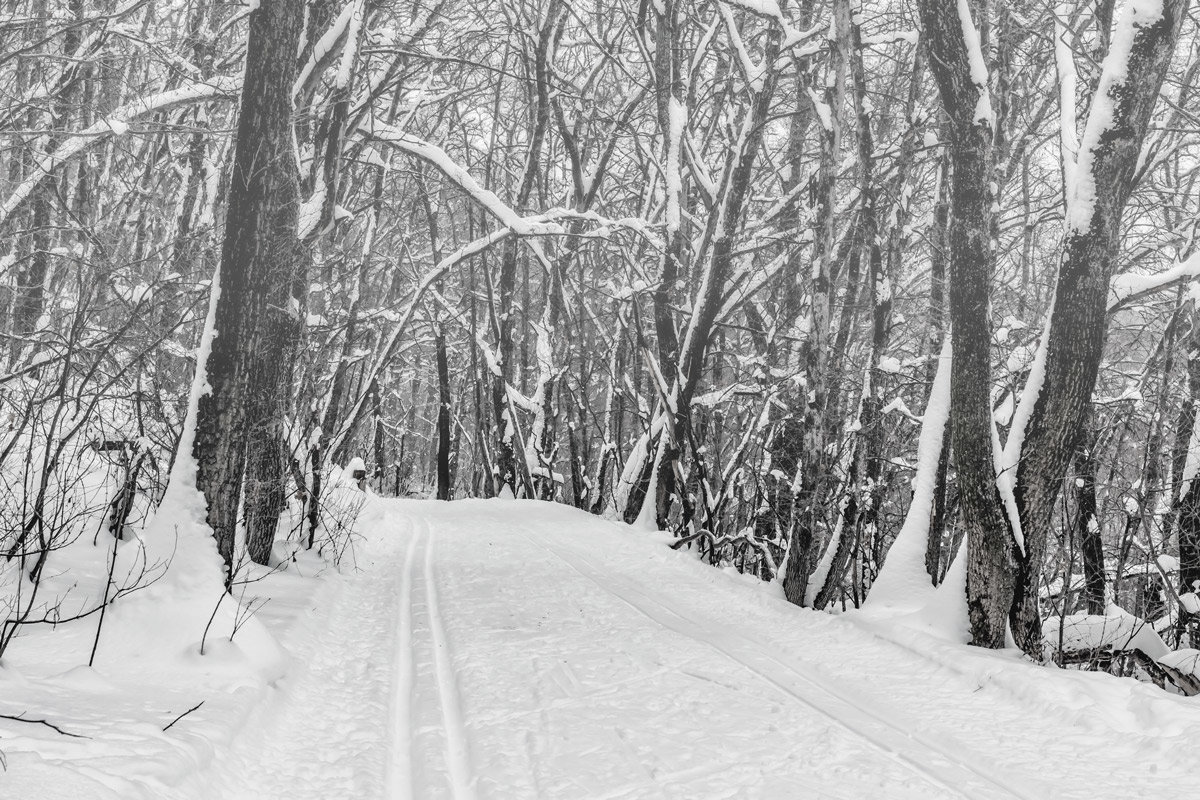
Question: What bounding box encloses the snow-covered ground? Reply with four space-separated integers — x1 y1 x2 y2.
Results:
5 498 1200 798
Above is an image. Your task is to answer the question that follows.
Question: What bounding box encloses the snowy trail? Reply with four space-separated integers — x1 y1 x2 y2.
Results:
529 530 1021 800
172 498 1200 799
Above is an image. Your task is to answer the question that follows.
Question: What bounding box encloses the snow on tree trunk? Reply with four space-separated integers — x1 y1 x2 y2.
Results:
916 0 1018 649
869 336 952 611
102 264 283 671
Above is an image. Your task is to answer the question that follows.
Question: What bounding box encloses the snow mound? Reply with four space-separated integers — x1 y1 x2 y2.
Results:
1157 648 1200 678
1043 604 1169 660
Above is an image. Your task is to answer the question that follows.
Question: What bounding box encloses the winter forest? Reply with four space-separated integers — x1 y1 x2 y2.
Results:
4 0 1200 796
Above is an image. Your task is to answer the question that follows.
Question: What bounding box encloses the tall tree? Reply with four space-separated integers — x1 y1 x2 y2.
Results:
193 0 307 578
1006 0 1191 653
916 0 1018 647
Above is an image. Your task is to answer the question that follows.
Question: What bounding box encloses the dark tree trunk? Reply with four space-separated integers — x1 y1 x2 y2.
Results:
1074 415 1106 615
1179 480 1200 603
924 141 952 584
1171 309 1200 642
1009 0 1190 654
917 0 1018 648
621 0 687 526
193 0 306 579
372 379 387 491
815 0 897 607
244 254 307 565
490 0 564 499
435 324 452 501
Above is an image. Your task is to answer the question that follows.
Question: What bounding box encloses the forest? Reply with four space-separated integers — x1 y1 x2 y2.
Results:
3 0 1200 689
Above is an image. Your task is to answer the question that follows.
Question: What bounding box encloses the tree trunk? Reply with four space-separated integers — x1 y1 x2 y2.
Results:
1074 416 1106 615
435 324 452 501
490 0 564 499
1009 0 1190 654
783 0 845 607
924 139 952 583
193 0 306 579
917 0 1018 647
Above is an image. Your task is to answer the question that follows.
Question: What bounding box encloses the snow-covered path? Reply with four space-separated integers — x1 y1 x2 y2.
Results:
165 498 1200 800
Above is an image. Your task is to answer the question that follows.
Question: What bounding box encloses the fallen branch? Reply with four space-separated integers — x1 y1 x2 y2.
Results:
0 712 90 739
162 701 205 732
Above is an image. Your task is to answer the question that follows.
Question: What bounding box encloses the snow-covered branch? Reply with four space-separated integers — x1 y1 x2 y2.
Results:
0 75 241 228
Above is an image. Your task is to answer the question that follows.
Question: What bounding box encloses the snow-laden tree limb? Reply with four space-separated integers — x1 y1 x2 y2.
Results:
1053 6 1080 205
293 0 362 98
1108 250 1200 312
327 205 646 458
365 119 564 236
328 227 515 458
1066 0 1170 234
0 75 241 228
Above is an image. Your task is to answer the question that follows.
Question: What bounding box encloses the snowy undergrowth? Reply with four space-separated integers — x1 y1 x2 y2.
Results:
0 466 375 799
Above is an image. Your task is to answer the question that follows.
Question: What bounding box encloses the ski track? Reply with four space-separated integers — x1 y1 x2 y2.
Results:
421 520 478 800
528 530 1024 800
530 533 976 799
384 524 422 800
171 498 1200 799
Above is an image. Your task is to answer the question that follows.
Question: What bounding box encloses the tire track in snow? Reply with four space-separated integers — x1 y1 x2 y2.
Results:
385 522 423 800
532 530 1031 800
421 518 477 800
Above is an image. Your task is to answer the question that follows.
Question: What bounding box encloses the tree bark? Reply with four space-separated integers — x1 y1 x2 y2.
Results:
1009 0 1190 654
435 323 452 501
193 0 306 579
783 0 845 607
1074 417 1106 615
917 0 1018 647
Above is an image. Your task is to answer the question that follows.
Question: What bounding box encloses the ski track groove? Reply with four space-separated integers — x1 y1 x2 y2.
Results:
385 522 422 800
528 528 1030 800
420 517 478 800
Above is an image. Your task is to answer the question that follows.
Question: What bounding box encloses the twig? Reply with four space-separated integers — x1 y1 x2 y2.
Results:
0 712 90 739
162 701 204 732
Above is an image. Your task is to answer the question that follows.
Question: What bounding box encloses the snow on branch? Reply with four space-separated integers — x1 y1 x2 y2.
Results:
328 228 515 457
722 0 784 20
719 3 765 90
1067 0 1167 234
0 75 241 228
328 201 646 456
955 0 994 128
1053 8 1080 205
365 120 657 246
1108 251 1200 312
367 120 564 236
722 0 824 57
869 336 952 611
293 0 362 97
